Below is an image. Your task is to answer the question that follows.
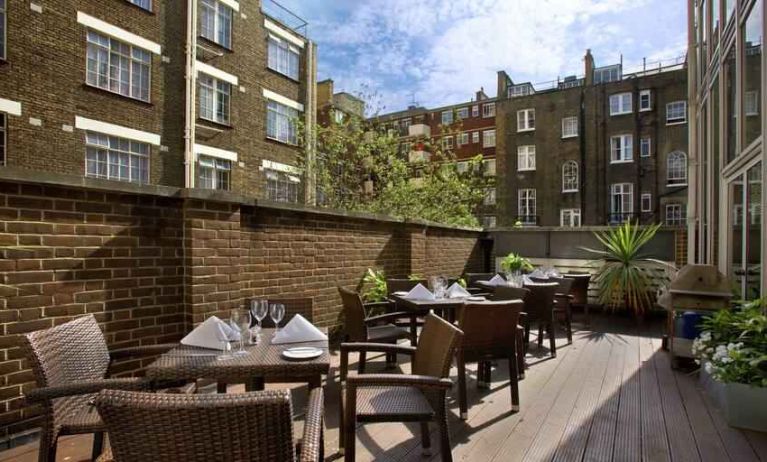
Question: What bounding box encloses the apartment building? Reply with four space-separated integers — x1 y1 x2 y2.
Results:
0 0 316 203
316 79 364 127
687 0 764 299
496 50 688 228
375 89 499 227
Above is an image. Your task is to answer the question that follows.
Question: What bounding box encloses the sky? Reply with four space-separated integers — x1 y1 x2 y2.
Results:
276 0 688 114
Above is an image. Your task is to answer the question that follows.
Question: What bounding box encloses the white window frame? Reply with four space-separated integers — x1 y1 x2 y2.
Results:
456 161 468 173
641 193 652 212
197 154 232 190
594 65 621 84
482 102 496 118
667 151 688 186
472 105 479 117
517 108 535 132
609 92 632 115
666 101 687 124
441 110 453 125
86 31 152 102
472 131 479 144
198 73 231 125
562 116 578 138
483 158 496 176
517 145 536 171
457 132 469 146
456 107 469 119
267 34 300 80
483 129 496 148
745 90 759 116
265 168 300 203
266 99 299 145
0 0 6 61
484 188 496 206
560 209 581 227
610 183 634 221
639 89 652 111
200 0 233 49
85 131 150 184
640 137 652 157
518 189 536 223
610 134 634 163
442 136 454 150
562 160 578 192
665 203 686 226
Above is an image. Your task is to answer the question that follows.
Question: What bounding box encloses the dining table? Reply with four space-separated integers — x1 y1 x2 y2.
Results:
144 328 330 392
389 293 488 338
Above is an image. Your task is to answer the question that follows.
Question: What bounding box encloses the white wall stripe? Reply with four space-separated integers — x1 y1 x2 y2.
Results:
264 18 305 48
75 116 161 146
196 61 239 86
0 98 22 116
76 12 162 55
194 144 238 162
218 0 240 12
262 89 304 112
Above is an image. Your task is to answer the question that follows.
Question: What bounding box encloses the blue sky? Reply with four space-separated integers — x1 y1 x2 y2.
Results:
278 0 688 114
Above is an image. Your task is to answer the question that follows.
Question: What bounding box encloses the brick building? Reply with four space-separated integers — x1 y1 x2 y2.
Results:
375 89 499 227
496 50 689 227
0 0 316 203
316 79 364 127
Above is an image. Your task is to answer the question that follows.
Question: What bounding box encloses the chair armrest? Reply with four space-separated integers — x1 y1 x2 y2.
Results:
299 388 324 462
363 300 393 310
109 343 177 361
340 342 417 356
347 373 453 391
364 312 414 325
25 377 149 404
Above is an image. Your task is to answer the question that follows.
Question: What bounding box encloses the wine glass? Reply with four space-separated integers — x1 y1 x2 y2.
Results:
270 303 285 334
215 323 232 361
251 300 268 344
230 309 248 356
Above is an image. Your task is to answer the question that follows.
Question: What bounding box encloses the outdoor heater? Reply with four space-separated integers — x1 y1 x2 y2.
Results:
658 264 733 368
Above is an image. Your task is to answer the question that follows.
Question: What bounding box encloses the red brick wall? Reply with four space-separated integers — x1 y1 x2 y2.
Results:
0 172 486 441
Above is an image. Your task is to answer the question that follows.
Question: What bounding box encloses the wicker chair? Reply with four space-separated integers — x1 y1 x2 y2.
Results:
339 314 463 462
95 388 324 462
492 286 530 379
564 273 592 318
338 287 413 372
21 314 178 462
456 301 524 420
464 272 496 289
522 282 560 357
550 277 575 343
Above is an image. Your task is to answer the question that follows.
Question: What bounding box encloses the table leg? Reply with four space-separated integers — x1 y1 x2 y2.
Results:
246 377 265 392
410 315 418 346
308 375 322 390
217 381 227 394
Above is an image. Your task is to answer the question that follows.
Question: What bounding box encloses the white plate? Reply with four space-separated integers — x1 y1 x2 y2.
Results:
282 347 323 360
467 296 485 301
392 291 408 296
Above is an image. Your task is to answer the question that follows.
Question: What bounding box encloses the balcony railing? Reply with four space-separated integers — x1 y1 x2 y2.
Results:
261 0 308 37
408 124 431 138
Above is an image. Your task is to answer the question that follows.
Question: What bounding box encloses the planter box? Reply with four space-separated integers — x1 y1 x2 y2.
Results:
700 364 767 432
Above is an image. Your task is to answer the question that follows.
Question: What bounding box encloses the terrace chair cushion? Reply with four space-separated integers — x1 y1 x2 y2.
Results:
351 385 434 420
367 324 411 342
57 395 103 434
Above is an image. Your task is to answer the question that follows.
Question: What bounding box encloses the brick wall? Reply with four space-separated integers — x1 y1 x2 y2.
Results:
0 170 486 442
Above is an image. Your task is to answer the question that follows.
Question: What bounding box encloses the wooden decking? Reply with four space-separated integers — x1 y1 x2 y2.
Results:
2 315 766 461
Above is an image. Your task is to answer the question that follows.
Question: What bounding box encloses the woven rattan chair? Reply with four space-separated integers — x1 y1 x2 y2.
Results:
456 301 524 419
95 388 324 462
21 314 178 462
522 282 560 357
492 286 530 379
339 313 463 461
464 272 496 289
564 272 592 318
338 287 413 372
550 277 574 343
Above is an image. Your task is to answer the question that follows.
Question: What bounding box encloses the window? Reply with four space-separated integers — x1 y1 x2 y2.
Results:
200 0 232 49
593 65 621 84
472 105 479 117
482 102 496 118
639 90 652 111
666 101 687 124
509 84 534 98
456 161 468 173
610 134 633 162
641 193 652 212
86 31 151 102
441 110 453 125
197 155 231 190
665 203 686 226
562 116 578 138
267 35 300 80
199 74 231 124
0 0 6 60
0 113 5 166
745 91 759 116
128 0 152 10
483 129 496 148
266 169 300 203
518 189 536 223
517 145 536 171
744 1 762 145
333 110 345 124
484 188 496 205
481 216 497 228
483 159 496 176
85 132 149 184
609 93 632 115
562 160 578 192
640 137 652 157
267 100 299 144
442 136 453 150
610 183 633 222
456 107 469 119
560 209 581 227
472 131 479 143
667 151 687 186
457 132 469 146
517 109 535 131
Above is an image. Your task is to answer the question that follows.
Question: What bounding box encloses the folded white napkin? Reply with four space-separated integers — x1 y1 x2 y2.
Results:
488 274 506 286
404 283 436 300
272 314 328 345
530 269 547 279
523 275 535 285
181 316 233 350
446 282 470 298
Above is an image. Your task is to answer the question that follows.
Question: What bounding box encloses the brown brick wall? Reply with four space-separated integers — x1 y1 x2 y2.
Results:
0 172 485 441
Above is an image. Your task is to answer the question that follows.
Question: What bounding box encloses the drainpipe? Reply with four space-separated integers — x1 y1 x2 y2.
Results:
686 0 697 264
304 41 317 205
184 0 198 188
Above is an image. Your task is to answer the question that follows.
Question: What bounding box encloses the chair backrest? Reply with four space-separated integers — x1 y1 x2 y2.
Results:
493 286 530 302
458 301 524 352
523 282 559 322
563 273 591 305
465 273 496 286
549 277 574 295
412 314 464 378
96 389 296 462
386 278 427 296
259 297 314 328
338 286 368 342
21 314 110 388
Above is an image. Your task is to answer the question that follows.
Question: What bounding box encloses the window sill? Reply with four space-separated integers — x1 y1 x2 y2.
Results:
640 155 652 158
266 67 301 84
610 111 632 116
610 160 634 164
666 120 687 126
198 36 233 53
562 189 578 193
482 115 496 119
83 84 153 106
666 183 688 188
561 134 578 139
198 117 233 129
517 128 535 133
639 108 652 112
517 168 536 172
266 135 299 147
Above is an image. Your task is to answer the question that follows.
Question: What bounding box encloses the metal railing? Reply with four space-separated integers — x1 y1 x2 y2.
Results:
261 0 308 37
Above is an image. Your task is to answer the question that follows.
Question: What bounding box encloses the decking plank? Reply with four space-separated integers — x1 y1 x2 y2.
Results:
638 333 671 462
613 323 642 462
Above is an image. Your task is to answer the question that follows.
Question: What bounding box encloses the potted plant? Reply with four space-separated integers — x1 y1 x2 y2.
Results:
499 252 533 280
582 222 673 318
361 268 387 303
692 299 767 431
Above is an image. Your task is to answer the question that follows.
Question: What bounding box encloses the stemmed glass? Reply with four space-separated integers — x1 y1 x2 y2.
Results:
230 309 249 356
250 300 268 344
215 323 232 361
270 303 285 335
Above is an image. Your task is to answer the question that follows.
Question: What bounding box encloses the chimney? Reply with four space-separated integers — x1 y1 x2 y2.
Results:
497 70 512 99
584 49 594 86
316 79 334 106
475 87 488 101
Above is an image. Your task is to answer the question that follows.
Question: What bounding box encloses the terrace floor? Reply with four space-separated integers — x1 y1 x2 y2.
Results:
2 314 766 462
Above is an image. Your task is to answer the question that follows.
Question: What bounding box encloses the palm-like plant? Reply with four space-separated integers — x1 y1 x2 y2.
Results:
582 222 673 317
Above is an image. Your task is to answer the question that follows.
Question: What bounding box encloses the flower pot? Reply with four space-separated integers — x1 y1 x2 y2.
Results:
700 363 767 432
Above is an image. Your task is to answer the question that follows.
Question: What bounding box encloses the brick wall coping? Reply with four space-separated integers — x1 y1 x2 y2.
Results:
0 167 482 234
489 226 686 232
